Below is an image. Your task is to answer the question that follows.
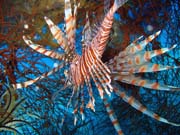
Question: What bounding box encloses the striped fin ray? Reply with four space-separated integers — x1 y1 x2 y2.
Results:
90 68 123 135
72 0 79 40
117 63 179 73
118 31 161 57
94 59 113 91
91 64 112 96
108 44 178 74
109 60 179 74
44 16 69 52
12 63 64 89
23 36 64 60
75 56 83 85
64 0 75 50
113 74 180 91
89 68 104 99
117 44 177 66
89 47 111 82
72 86 80 126
103 95 124 135
80 55 95 111
80 85 85 120
67 86 76 109
89 72 123 135
84 50 107 99
84 47 112 96
93 47 111 74
85 76 95 112
113 86 180 126
115 36 143 58
86 58 110 97
96 59 112 88
91 0 128 57
107 36 143 65
89 44 112 85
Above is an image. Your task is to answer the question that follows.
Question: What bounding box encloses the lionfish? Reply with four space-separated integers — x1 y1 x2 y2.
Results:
12 0 180 134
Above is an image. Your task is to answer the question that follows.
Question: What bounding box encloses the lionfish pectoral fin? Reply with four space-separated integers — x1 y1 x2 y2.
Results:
117 36 144 58
113 74 180 91
118 44 178 67
12 76 40 89
121 63 179 73
23 36 64 60
146 44 177 59
44 16 69 51
64 0 76 50
168 86 180 91
12 63 64 89
119 30 161 57
113 86 180 126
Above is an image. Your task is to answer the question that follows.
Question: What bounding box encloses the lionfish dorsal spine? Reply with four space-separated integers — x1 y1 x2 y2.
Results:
91 0 128 57
44 16 69 53
64 0 77 51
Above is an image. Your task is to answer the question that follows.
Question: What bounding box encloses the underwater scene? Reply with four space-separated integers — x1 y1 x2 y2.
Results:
0 0 180 135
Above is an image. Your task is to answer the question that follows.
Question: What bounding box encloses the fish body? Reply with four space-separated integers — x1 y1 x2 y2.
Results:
11 0 180 134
